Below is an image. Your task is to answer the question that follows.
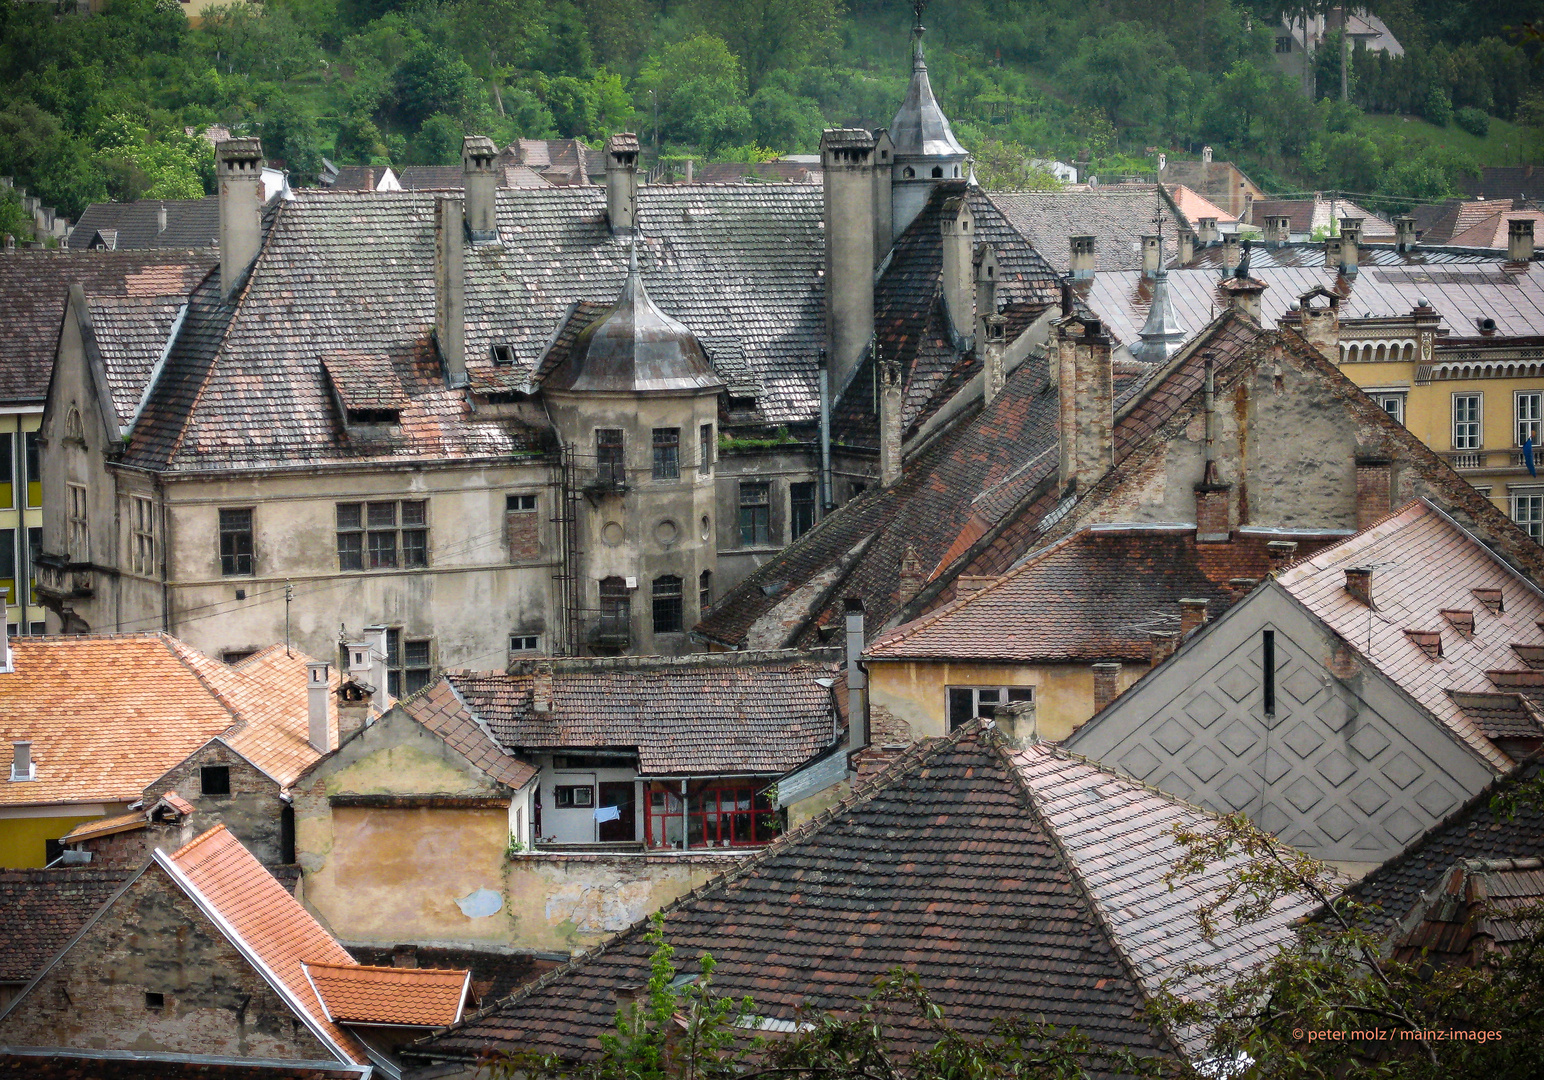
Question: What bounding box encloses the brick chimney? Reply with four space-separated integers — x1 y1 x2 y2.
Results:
878 353 903 487
845 598 868 750
993 698 1038 748
435 196 468 388
1345 566 1373 607
1395 215 1417 252
898 544 923 598
532 660 554 713
1069 234 1096 280
1263 215 1291 246
307 660 332 754
821 129 878 396
939 196 974 343
1179 598 1209 637
1148 630 1178 666
1508 218 1534 263
1092 662 1122 713
1141 234 1161 279
216 138 264 299
461 135 499 243
339 642 374 743
1196 485 1232 542
1355 457 1392 530
973 243 998 343
982 311 1007 404
1266 539 1298 567
1220 275 1267 322
1057 316 1113 493
604 133 639 234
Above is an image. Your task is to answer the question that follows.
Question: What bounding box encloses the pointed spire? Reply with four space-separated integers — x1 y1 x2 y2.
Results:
889 1 965 162
912 0 928 67
1133 234 1189 364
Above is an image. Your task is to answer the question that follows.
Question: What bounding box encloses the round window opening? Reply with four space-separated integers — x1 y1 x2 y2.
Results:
602 521 624 547
654 519 679 546
700 514 711 540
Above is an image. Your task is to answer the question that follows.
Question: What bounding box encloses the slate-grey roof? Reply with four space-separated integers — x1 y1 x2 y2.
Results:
442 653 842 776
66 198 220 250
85 294 186 429
122 184 828 473
889 33 966 161
992 188 1181 274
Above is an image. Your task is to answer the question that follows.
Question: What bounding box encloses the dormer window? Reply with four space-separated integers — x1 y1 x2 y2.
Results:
11 741 34 781
492 344 517 366
322 353 405 427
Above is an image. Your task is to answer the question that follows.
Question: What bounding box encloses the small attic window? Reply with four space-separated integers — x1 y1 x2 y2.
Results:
145 992 164 1010
931 166 943 178
1442 610 1475 635
323 353 406 427
903 166 915 179
1404 629 1443 660
492 344 517 366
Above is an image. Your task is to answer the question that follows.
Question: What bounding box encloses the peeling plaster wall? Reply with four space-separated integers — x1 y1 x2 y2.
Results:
0 866 332 1061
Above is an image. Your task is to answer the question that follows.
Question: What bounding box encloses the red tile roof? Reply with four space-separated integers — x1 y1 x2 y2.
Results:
1387 856 1544 967
303 962 470 1027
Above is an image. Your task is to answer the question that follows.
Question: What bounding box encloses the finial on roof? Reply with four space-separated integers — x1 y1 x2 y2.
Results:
628 235 638 275
1235 237 1252 279
912 0 928 63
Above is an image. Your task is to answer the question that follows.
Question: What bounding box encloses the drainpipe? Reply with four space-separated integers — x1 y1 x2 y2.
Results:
818 349 833 511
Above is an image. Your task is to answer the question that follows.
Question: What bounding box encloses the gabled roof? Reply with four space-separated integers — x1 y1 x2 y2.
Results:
0 868 133 983
397 679 536 791
440 653 841 776
66 198 221 250
692 162 821 184
1251 196 1395 239
406 724 1182 1069
1447 209 1544 252
84 294 186 430
1276 500 1544 770
992 186 1183 273
303 962 470 1027
866 526 1341 663
1010 744 1313 1057
0 635 338 809
1387 856 1544 966
159 826 366 1064
1459 165 1544 204
0 250 214 406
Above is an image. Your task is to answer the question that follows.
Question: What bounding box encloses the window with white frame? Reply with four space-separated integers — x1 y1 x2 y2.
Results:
510 633 540 653
947 685 1035 730
1453 393 1483 450
67 483 89 562
1371 392 1406 427
130 495 155 575
1512 492 1544 543
1517 392 1543 447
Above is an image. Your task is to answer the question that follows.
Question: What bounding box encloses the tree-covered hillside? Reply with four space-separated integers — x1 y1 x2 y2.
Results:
1 0 1541 227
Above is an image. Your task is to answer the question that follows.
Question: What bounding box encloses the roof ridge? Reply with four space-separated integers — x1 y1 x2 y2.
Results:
156 635 244 730
166 820 232 865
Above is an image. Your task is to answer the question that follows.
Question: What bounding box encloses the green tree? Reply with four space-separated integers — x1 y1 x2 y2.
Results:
406 112 465 166
334 111 389 163
546 75 595 138
260 97 325 183
637 34 750 151
747 75 826 154
687 0 840 92
0 185 33 243
390 43 482 128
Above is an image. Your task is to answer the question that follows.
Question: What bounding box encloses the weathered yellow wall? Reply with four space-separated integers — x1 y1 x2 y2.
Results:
867 659 1145 744
0 815 101 868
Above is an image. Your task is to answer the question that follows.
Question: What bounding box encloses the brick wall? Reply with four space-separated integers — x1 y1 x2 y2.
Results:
1355 460 1392 531
145 744 285 865
78 823 196 869
868 702 912 746
0 867 332 1061
1195 486 1231 541
506 508 541 561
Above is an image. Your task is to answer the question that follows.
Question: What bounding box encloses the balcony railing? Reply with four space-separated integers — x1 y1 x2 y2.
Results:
1443 450 1544 473
34 553 92 599
580 462 627 495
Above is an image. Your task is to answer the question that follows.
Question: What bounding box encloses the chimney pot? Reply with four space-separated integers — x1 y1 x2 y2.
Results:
1179 598 1210 637
1069 234 1096 280
845 597 868 751
992 699 1038 748
532 660 554 713
461 135 499 243
604 133 640 235
1197 218 1219 246
1140 234 1161 279
1266 539 1298 565
1395 215 1417 253
982 312 1007 404
1344 567 1373 607
1091 662 1122 714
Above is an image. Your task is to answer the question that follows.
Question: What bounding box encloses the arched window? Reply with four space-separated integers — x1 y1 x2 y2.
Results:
64 406 84 443
931 166 943 178
652 576 683 634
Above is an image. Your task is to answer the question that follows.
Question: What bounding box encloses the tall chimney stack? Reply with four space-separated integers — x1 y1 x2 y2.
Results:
363 625 390 711
216 138 265 299
1221 233 1240 274
1092 662 1122 714
1057 316 1113 493
1179 598 1209 637
1141 234 1161 279
1339 218 1361 274
845 598 868 750
1069 235 1096 280
1508 218 1535 263
461 135 499 243
878 353 903 487
871 129 894 266
307 661 332 754
434 196 468 388
939 196 974 343
1196 218 1219 246
973 243 998 343
1263 215 1291 247
604 133 640 235
821 128 878 396
982 312 1007 404
1395 215 1417 253
1178 228 1196 265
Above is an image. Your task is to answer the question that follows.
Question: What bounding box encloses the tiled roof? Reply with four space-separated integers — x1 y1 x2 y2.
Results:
1415 199 1516 245
321 352 407 411
1446 209 1544 251
1448 691 1544 741
0 1050 367 1078
347 945 560 1006
0 250 214 405
164 826 366 1064
691 162 820 184
398 679 536 790
58 809 152 843
1251 196 1395 239
66 198 221 250
1387 856 1544 966
1277 500 1544 770
442 654 841 776
407 724 1181 1068
85 295 185 430
303 962 469 1027
1010 745 1313 1057
398 164 555 190
1178 242 1497 271
1459 165 1544 204
1327 754 1544 937
867 526 1340 662
992 187 1183 273
0 868 132 983
1165 184 1234 227
0 635 337 810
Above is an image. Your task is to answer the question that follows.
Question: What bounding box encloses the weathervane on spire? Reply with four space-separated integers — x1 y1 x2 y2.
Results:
912 0 928 58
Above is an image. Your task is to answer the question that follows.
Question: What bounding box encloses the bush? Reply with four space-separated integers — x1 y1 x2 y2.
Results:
1456 106 1491 137
1423 85 1452 127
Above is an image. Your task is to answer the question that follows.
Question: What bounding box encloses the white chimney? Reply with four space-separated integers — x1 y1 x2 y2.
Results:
605 133 640 235
363 625 389 711
1069 235 1096 280
307 661 332 754
1509 218 1535 263
435 196 468 389
216 138 265 299
461 135 499 243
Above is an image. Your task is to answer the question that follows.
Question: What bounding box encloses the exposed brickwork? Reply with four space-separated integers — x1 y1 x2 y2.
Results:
506 507 542 561
0 866 331 1062
1195 486 1231 540
1091 662 1122 713
866 702 912 746
146 743 284 866
1356 459 1393 530
75 822 195 869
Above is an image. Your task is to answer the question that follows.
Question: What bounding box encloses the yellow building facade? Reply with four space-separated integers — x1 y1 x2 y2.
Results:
0 411 47 637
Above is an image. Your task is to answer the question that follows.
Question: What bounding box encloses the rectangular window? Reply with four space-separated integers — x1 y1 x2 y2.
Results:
510 634 539 652
0 432 13 510
130 495 155 576
652 576 683 634
24 431 40 509
790 482 817 540
699 423 713 474
699 569 712 616
1263 630 1276 715
947 686 1035 731
554 784 594 808
596 429 625 486
506 493 537 512
66 483 89 562
27 528 40 607
367 501 397 568
1453 393 1483 450
1371 392 1405 427
1513 494 1544 543
219 508 253 576
645 783 780 849
200 765 231 796
385 628 433 696
652 428 680 480
336 503 363 570
0 528 14 608
1518 392 1542 447
339 500 427 571
1275 35 1293 53
739 482 771 546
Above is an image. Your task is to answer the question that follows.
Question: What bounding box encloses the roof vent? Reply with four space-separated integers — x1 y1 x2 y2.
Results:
10 740 33 781
1404 629 1443 660
1344 567 1373 607
491 344 517 366
1473 587 1503 614
1441 610 1475 636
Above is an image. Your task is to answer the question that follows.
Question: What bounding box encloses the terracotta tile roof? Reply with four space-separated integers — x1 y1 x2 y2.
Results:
991 186 1184 273
0 250 214 406
163 826 366 1063
868 526 1339 663
1448 691 1544 741
1387 856 1544 966
1165 184 1234 226
57 809 152 844
303 962 470 1027
347 945 559 1006
1459 166 1544 203
407 724 1182 1068
321 352 407 412
1250 196 1395 239
1446 209 1544 251
1326 754 1544 937
1276 500 1544 770
398 680 536 790
66 198 221 250
441 653 841 776
0 1050 367 1079
0 868 132 983
1010 744 1313 1057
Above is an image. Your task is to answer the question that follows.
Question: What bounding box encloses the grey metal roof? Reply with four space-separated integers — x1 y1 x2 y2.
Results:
888 30 966 161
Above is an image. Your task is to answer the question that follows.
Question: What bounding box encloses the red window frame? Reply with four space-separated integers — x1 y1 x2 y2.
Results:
644 781 779 850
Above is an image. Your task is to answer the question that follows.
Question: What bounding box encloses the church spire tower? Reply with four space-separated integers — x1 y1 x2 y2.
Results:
888 0 969 239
